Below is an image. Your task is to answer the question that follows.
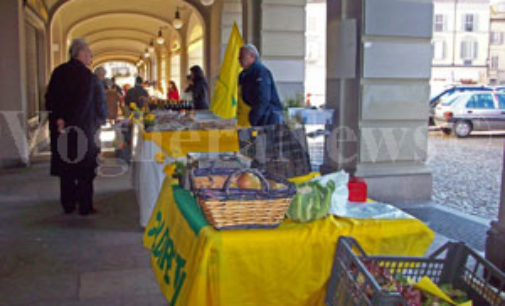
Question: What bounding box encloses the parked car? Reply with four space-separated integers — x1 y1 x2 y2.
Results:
434 91 505 137
429 86 493 125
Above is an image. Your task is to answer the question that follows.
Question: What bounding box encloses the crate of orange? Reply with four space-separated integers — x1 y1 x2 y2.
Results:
191 168 296 230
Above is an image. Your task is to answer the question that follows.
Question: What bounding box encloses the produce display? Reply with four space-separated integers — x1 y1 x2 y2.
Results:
147 97 195 111
147 110 237 131
357 260 469 306
286 180 335 222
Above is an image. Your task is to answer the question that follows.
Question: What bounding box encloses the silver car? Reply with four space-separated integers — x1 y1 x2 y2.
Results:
434 91 505 137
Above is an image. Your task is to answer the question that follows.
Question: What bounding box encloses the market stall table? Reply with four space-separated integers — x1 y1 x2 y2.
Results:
132 125 240 227
143 176 435 306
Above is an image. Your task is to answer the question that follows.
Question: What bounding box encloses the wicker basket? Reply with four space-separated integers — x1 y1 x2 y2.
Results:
194 168 296 230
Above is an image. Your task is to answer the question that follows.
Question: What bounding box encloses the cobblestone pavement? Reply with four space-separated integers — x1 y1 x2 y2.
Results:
427 130 505 219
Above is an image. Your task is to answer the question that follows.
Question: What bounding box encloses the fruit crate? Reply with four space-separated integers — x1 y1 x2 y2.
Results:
325 236 505 306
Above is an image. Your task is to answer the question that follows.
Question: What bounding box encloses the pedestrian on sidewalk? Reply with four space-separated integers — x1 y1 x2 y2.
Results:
45 39 107 215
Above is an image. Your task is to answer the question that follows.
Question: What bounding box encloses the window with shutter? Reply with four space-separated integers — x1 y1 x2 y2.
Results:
464 14 474 32
491 32 504 45
491 56 500 70
434 14 445 32
461 40 478 60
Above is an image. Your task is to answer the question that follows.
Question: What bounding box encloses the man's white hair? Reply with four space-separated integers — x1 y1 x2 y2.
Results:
69 39 88 58
242 43 260 59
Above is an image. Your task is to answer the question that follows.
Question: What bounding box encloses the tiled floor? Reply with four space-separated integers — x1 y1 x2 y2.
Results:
0 158 166 306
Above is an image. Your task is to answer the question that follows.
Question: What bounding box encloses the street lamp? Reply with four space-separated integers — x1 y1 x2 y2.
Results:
156 29 165 45
148 39 155 53
173 7 184 29
200 0 214 6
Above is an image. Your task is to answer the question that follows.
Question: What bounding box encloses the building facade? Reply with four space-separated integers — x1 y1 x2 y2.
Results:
431 0 490 88
489 2 505 84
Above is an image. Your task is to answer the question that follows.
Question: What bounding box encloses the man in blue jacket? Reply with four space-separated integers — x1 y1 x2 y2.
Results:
238 44 284 126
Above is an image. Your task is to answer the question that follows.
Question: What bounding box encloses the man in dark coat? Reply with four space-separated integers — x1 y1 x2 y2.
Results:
45 39 107 215
125 76 149 108
238 44 284 126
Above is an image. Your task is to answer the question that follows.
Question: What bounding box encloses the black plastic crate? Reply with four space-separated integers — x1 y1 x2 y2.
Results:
238 125 311 178
326 236 505 306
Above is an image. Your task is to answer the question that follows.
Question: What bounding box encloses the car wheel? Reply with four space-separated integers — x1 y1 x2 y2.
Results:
453 120 472 138
441 128 451 135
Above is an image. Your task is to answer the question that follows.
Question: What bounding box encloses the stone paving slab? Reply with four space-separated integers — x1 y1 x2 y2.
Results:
0 158 166 306
26 294 167 306
78 268 161 300
403 204 490 252
0 273 79 305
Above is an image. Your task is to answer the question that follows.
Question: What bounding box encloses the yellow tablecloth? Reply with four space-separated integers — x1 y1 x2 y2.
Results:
143 177 435 306
143 129 240 158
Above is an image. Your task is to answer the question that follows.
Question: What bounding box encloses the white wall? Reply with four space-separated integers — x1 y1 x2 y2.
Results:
305 1 326 107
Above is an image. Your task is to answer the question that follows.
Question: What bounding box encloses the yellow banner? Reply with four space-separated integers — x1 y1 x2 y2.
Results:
237 85 251 127
143 129 239 158
144 176 435 306
210 23 244 119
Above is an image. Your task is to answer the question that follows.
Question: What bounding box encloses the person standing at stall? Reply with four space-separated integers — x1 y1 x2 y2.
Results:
111 77 123 96
94 66 106 88
189 65 209 110
125 76 149 108
167 81 180 102
238 44 284 126
105 79 121 124
181 74 194 103
45 39 107 215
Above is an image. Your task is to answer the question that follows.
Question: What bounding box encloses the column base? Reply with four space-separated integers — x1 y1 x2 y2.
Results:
355 163 432 203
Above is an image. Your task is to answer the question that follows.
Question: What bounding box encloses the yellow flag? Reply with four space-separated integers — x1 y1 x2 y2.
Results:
237 85 251 127
210 23 244 120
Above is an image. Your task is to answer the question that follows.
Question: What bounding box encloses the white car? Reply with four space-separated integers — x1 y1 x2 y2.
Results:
434 91 505 137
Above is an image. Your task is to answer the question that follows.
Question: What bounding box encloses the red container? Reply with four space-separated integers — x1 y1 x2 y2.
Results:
348 177 367 202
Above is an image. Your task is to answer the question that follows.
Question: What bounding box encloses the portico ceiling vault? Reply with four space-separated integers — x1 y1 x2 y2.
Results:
49 0 204 64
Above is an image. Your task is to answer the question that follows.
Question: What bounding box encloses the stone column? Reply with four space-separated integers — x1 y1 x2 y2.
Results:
324 0 433 202
259 0 305 100
179 27 189 89
163 47 172 94
0 0 29 167
156 48 163 91
242 0 262 48
220 0 243 62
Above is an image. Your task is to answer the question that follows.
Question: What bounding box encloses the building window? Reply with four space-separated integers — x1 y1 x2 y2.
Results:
461 40 478 60
491 31 504 45
433 40 446 60
434 14 445 32
463 14 475 32
491 56 499 70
